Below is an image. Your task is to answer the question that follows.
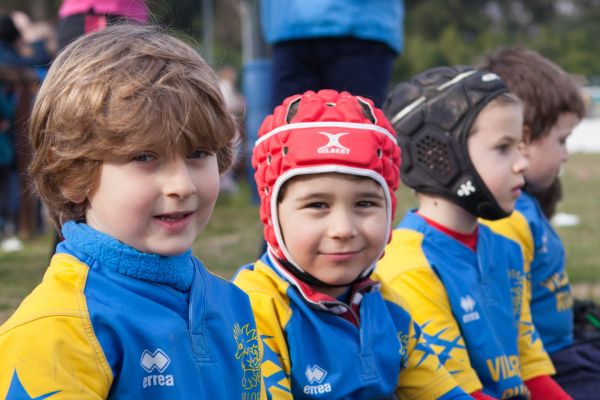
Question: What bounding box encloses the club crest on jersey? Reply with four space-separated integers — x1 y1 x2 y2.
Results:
317 132 351 155
397 332 409 367
233 323 261 390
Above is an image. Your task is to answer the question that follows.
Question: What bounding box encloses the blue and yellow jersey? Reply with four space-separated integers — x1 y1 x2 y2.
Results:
483 192 573 354
233 252 469 400
0 221 265 399
375 211 555 399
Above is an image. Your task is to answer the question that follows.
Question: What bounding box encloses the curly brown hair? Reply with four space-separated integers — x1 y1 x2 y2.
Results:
479 47 586 142
29 24 237 229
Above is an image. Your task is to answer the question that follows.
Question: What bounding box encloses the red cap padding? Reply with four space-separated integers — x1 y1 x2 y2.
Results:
252 90 401 268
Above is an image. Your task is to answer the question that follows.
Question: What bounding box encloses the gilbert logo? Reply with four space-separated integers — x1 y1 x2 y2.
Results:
304 365 332 395
317 132 351 155
460 295 480 323
141 349 175 388
457 180 476 197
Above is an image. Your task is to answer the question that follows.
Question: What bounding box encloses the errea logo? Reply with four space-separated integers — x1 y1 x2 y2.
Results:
317 132 351 155
141 349 170 373
305 365 327 384
460 295 480 323
304 365 332 395
141 349 175 389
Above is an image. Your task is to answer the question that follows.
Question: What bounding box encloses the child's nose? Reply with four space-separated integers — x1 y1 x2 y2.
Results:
561 146 569 163
328 209 358 240
163 158 197 199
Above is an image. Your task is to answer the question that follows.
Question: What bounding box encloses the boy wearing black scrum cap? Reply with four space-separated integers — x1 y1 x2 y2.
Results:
375 66 569 399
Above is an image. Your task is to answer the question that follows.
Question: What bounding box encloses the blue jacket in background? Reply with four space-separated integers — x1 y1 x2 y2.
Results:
260 0 404 53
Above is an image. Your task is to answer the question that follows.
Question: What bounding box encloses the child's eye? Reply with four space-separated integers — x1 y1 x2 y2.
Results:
356 200 376 208
306 202 328 209
495 144 510 153
189 149 213 159
132 152 157 162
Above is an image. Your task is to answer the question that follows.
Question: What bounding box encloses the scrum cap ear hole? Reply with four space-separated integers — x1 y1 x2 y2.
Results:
357 97 376 123
285 97 301 123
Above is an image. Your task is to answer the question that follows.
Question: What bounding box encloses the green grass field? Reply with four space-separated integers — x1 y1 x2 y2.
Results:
1 153 599 323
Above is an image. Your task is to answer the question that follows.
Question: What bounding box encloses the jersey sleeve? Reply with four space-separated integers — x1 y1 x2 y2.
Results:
387 268 482 395
0 314 112 399
0 256 113 399
378 283 469 399
234 267 294 400
375 231 483 395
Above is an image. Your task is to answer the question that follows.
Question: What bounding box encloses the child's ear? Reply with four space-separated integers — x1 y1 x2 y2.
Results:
519 126 531 159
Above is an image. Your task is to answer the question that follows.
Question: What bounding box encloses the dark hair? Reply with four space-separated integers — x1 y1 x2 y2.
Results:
529 177 563 218
479 47 586 142
0 15 20 44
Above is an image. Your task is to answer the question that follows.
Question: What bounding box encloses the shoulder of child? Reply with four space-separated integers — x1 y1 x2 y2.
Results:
376 227 433 279
481 208 534 266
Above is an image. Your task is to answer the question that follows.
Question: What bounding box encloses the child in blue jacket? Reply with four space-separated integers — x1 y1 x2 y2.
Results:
0 25 265 399
481 47 598 399
234 89 473 399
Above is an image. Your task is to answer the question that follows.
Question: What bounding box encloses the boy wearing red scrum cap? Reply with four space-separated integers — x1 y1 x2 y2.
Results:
233 89 471 399
376 66 569 399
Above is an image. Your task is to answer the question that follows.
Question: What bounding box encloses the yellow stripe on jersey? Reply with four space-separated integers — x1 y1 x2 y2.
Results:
377 283 467 400
374 229 483 395
234 261 294 400
0 253 112 398
481 210 534 275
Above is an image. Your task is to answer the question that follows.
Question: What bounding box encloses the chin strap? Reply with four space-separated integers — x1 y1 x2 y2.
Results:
277 258 372 290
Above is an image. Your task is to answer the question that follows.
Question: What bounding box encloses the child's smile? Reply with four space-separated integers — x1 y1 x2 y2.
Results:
153 210 196 233
86 152 219 256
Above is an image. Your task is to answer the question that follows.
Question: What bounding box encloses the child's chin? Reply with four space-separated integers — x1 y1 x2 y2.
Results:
501 205 516 215
152 244 191 257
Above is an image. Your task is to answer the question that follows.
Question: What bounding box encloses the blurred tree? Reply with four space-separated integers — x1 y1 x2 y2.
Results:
2 0 597 82
149 0 242 69
394 0 599 82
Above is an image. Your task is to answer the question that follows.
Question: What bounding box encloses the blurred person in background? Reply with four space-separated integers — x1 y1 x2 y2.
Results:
218 65 245 195
57 0 149 49
0 12 52 252
260 0 404 108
